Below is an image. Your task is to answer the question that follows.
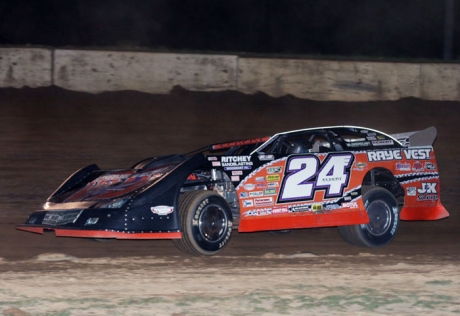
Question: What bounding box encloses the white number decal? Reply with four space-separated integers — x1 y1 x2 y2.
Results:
279 153 354 202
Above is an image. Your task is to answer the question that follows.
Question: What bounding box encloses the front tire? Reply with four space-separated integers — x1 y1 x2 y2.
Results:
338 187 400 248
173 190 233 255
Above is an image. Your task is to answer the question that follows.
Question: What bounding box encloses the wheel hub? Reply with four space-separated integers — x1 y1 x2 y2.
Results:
362 200 392 236
199 204 227 242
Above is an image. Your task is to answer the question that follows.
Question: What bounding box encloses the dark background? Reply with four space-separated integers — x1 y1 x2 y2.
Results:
0 0 458 60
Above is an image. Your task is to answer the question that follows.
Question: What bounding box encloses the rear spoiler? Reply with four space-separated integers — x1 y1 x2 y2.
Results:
390 126 437 147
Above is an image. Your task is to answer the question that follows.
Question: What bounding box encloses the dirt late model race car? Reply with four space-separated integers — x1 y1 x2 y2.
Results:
17 126 448 255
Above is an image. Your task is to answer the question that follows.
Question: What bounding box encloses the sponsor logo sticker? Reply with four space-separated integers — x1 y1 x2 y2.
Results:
407 187 416 196
312 204 323 212
266 175 280 182
267 166 282 174
264 188 277 196
412 161 424 172
249 191 264 197
396 162 411 171
244 184 255 190
150 205 174 215
259 154 274 161
372 140 394 146
341 201 358 209
272 207 288 215
254 197 274 206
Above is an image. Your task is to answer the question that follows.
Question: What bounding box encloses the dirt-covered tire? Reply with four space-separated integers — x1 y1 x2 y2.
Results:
338 187 400 248
173 190 233 256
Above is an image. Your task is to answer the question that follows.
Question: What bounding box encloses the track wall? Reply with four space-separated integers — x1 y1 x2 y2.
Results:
1 47 459 101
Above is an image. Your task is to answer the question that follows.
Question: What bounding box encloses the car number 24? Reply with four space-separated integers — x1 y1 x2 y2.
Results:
278 153 355 203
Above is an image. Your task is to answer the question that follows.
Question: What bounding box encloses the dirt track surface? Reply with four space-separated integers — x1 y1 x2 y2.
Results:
0 87 459 315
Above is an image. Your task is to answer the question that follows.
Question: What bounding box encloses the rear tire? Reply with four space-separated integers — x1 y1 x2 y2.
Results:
173 190 233 255
338 187 400 248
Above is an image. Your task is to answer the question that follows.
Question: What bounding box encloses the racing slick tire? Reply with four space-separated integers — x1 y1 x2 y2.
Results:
173 190 233 256
338 187 400 248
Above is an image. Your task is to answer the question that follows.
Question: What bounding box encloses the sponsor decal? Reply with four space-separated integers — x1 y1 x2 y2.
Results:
360 129 369 134
244 184 255 190
425 162 436 170
249 191 264 197
353 162 368 171
264 188 277 196
347 141 371 147
242 199 253 207
239 192 248 198
404 148 431 160
344 196 351 201
207 157 218 161
254 197 274 206
212 161 221 166
272 207 289 215
255 176 265 182
412 161 424 172
418 183 437 194
266 174 280 182
221 156 253 168
417 194 438 201
243 208 272 217
289 204 311 213
231 175 240 181
407 187 416 196
150 205 174 215
224 166 252 171
232 170 243 175
417 183 438 201
367 148 432 162
341 201 359 209
367 149 402 161
321 176 344 183
259 154 274 161
267 182 279 187
324 203 341 210
312 204 323 212
256 183 268 188
267 166 283 174
396 162 411 171
372 140 394 146
366 136 377 141
213 137 269 150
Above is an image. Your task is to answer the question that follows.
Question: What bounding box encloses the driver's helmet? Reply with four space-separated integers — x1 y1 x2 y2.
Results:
286 139 312 154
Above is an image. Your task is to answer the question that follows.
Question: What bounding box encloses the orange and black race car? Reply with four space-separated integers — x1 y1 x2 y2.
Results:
17 126 448 255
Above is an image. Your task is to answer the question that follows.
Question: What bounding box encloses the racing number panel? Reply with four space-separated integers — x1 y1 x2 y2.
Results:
236 152 368 232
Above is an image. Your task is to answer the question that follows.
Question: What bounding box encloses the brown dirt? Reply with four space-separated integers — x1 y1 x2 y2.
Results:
0 87 459 315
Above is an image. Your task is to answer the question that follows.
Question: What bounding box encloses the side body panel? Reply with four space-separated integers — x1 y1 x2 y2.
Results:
236 146 447 233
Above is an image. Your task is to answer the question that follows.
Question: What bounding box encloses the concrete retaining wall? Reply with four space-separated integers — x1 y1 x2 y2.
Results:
54 50 237 93
0 48 51 88
0 47 459 101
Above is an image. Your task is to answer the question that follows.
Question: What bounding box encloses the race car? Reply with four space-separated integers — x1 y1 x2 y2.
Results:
17 126 449 255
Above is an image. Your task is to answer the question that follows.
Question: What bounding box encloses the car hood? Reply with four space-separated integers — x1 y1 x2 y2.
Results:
63 163 178 203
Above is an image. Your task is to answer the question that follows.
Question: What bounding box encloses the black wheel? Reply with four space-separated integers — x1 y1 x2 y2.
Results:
173 190 233 255
338 187 400 248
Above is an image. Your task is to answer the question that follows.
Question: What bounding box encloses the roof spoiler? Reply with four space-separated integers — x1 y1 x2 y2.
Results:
390 126 437 147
